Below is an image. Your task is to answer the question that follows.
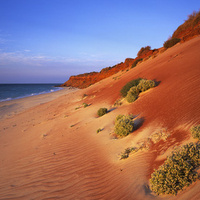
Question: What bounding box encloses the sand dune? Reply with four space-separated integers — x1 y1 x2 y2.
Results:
0 36 200 199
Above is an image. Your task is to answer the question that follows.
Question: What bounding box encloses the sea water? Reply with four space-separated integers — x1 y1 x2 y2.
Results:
0 84 63 102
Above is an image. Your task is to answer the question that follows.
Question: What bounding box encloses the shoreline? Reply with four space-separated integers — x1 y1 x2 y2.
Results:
0 87 79 120
0 83 65 103
0 37 200 199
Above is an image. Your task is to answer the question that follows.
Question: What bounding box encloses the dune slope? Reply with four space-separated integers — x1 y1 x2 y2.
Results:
0 36 200 200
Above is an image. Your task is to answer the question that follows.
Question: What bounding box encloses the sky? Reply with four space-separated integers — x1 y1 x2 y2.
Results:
0 0 199 83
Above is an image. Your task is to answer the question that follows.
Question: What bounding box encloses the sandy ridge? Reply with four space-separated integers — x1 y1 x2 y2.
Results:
0 37 200 199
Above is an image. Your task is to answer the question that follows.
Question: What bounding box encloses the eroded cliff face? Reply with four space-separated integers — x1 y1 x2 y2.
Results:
60 51 158 89
61 12 200 89
173 23 200 42
172 11 200 42
60 58 135 88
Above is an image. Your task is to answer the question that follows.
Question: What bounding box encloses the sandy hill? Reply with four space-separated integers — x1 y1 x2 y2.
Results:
0 36 200 199
61 11 200 89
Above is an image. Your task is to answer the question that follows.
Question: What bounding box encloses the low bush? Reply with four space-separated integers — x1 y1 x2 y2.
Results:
190 125 200 140
83 103 89 108
125 79 155 103
126 86 139 103
150 142 200 196
115 114 124 122
120 129 170 160
137 79 156 92
120 78 142 97
114 115 134 137
120 78 156 103
131 58 143 68
163 38 181 49
97 108 108 117
96 128 102 133
137 46 151 57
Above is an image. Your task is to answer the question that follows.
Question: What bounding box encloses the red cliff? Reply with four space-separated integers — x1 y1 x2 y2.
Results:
61 11 200 89
61 58 135 88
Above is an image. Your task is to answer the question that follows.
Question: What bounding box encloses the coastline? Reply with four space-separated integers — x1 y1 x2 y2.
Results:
0 87 79 120
0 37 200 199
0 83 64 102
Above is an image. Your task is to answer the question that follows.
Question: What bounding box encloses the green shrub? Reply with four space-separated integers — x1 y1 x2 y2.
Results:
137 46 151 57
131 58 143 68
120 78 142 97
120 148 132 159
97 108 108 117
150 142 200 196
83 102 89 108
125 79 155 103
126 92 138 103
163 38 181 49
126 86 139 103
137 79 156 92
97 128 102 133
114 115 134 137
190 125 200 140
115 114 124 123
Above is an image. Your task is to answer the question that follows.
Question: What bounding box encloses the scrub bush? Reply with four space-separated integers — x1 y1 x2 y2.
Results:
125 79 155 103
115 114 124 122
114 115 134 137
126 86 139 103
83 102 89 108
163 38 181 49
120 78 142 97
137 79 156 92
131 58 143 68
150 142 200 196
190 125 200 140
137 46 151 57
120 78 156 103
96 128 102 133
97 108 108 117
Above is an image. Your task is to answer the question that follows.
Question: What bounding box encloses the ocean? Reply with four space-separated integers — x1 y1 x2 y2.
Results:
0 84 63 102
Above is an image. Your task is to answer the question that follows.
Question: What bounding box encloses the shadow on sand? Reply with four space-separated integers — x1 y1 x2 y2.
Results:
134 117 145 131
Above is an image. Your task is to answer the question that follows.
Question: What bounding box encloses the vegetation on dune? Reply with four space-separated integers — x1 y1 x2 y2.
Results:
83 102 89 108
190 125 200 140
131 58 143 68
120 78 142 97
163 38 181 49
96 128 102 133
125 79 156 103
97 108 108 117
172 10 200 38
137 79 156 92
137 46 151 57
149 124 200 196
126 86 139 103
120 129 170 159
62 11 200 89
100 66 112 73
114 114 134 137
150 142 200 196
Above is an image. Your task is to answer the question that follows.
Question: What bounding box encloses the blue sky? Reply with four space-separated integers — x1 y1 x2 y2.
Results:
0 0 199 83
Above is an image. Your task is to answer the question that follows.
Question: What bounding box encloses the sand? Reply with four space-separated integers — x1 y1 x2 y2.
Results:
0 36 200 200
0 87 79 121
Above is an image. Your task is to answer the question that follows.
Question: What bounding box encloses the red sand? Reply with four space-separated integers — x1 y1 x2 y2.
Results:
0 36 200 200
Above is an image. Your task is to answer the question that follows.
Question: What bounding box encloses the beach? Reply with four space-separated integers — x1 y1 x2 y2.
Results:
0 37 200 199
0 87 79 120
